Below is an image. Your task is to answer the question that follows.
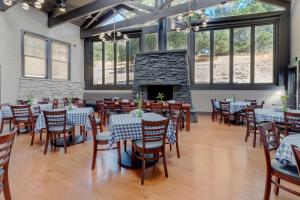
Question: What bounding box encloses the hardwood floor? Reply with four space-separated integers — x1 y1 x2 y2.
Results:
1 114 299 200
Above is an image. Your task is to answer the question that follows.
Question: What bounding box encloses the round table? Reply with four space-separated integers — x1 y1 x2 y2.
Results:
275 134 300 167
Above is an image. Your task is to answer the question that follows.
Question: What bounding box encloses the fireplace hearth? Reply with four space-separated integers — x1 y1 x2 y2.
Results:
132 50 197 122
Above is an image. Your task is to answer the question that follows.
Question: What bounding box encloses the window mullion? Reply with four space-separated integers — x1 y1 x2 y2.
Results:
114 42 117 85
126 40 129 85
47 39 52 79
210 30 214 84
229 28 233 84
250 26 255 84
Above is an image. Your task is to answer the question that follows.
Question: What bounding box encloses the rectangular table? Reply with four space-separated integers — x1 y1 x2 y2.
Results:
108 112 176 168
35 107 93 132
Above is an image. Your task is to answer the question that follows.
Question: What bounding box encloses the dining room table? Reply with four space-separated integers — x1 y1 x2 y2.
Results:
255 108 300 123
275 134 300 167
35 107 94 145
214 101 251 114
108 112 176 168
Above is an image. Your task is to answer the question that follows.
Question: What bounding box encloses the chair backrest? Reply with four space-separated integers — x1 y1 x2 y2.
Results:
43 110 67 133
122 106 136 113
291 145 300 175
245 99 257 105
120 101 130 108
261 100 265 108
219 101 230 112
52 99 59 109
142 101 149 110
141 119 169 149
284 111 300 136
245 108 257 125
150 102 163 114
258 122 280 171
169 103 182 112
104 100 115 110
63 97 68 106
88 114 99 143
211 99 217 112
10 105 32 122
170 109 182 136
246 104 262 109
0 128 16 170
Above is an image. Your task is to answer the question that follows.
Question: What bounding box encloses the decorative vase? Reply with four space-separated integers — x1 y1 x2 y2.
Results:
68 104 72 111
137 109 143 118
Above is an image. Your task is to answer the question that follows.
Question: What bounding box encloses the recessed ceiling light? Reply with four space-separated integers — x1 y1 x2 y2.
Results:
34 1 42 9
3 0 13 6
22 2 30 10
59 7 66 12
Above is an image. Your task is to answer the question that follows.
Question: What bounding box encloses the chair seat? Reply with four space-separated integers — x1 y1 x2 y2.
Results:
133 139 163 149
271 159 300 180
48 124 75 132
96 131 111 141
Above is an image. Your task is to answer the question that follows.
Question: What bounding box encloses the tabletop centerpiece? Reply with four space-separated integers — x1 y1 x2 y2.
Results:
281 95 288 112
67 96 73 111
156 92 165 103
135 93 143 118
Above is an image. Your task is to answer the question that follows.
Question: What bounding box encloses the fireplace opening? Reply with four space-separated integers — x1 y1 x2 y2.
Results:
147 85 173 101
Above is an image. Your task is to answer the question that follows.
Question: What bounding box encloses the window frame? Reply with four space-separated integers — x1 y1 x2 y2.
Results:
88 37 141 90
21 30 71 80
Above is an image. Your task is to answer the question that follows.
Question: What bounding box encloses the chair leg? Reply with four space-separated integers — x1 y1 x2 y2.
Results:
176 137 180 158
3 165 11 200
245 122 249 142
39 130 43 141
63 134 67 154
91 144 97 170
117 141 121 167
274 177 280 195
169 144 172 151
263 175 272 200
124 140 127 152
162 149 168 178
253 130 257 148
30 131 35 146
211 112 215 122
141 155 145 185
0 119 3 133
9 120 12 131
44 134 49 155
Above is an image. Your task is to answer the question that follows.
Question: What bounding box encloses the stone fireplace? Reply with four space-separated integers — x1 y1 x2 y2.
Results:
132 50 197 122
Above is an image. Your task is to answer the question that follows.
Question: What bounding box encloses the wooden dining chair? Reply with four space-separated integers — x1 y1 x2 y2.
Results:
43 110 75 155
0 104 12 134
95 100 106 126
292 145 300 175
245 99 257 105
150 102 163 114
88 115 120 170
169 103 184 131
245 107 260 147
258 122 300 199
261 100 266 108
63 97 68 106
132 119 169 185
169 109 182 158
52 99 59 109
0 128 17 200
219 101 234 126
10 105 35 135
211 99 221 122
284 111 300 136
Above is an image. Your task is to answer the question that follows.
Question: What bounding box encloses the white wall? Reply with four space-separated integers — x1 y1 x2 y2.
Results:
291 0 300 59
0 4 84 103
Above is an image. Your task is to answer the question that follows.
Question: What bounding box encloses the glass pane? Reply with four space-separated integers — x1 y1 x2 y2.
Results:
105 42 115 85
213 29 230 83
24 35 46 58
129 38 139 84
233 27 251 83
205 0 285 19
255 24 274 83
167 32 187 50
144 33 158 52
101 14 126 26
117 40 127 85
24 56 46 78
93 42 103 85
52 61 68 79
195 31 210 83
52 42 69 62
118 8 137 19
171 0 189 6
135 0 155 7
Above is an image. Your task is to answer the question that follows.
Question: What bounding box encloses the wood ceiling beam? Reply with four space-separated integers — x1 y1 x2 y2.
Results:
81 0 226 38
48 0 128 28
158 0 174 9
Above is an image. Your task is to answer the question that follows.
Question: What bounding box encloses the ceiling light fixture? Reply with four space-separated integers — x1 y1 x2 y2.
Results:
98 9 129 43
3 0 45 10
171 0 209 33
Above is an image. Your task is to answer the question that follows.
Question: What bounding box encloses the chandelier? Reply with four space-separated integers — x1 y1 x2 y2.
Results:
99 9 129 43
170 0 209 32
3 0 45 10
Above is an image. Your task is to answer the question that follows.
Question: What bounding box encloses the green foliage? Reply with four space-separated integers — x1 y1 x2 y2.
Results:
129 38 139 61
105 42 114 61
255 25 273 53
234 27 251 54
156 92 165 102
214 30 229 56
93 42 102 61
167 32 187 50
145 33 158 51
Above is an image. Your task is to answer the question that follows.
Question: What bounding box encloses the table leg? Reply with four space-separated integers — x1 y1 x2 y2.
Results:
186 108 190 132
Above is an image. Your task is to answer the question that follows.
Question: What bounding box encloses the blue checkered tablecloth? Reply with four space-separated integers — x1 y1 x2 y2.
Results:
0 103 53 121
255 108 300 123
275 134 300 166
215 101 250 114
108 113 176 148
35 107 94 132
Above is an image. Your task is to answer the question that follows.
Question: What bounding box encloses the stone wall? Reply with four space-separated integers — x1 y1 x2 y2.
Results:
133 50 197 122
19 78 84 99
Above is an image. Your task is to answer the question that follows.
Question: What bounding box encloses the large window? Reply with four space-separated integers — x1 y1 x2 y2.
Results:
195 31 210 83
167 32 187 50
213 29 230 83
233 27 251 83
144 33 158 51
22 32 70 80
51 42 70 80
255 24 274 83
194 24 275 86
24 34 47 78
92 38 140 86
